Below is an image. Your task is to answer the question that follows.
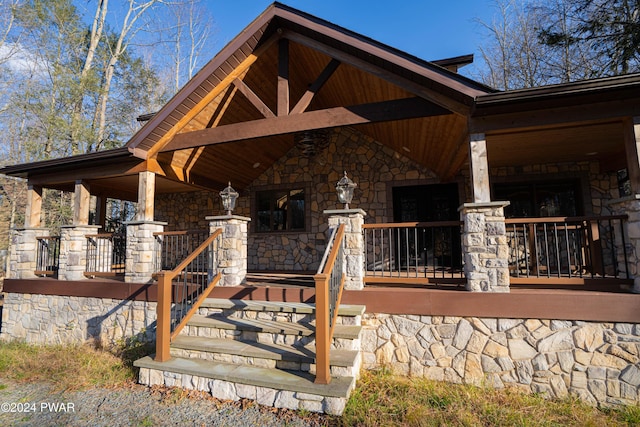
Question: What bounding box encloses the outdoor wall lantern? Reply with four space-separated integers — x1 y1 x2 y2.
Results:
220 182 239 215
336 171 357 209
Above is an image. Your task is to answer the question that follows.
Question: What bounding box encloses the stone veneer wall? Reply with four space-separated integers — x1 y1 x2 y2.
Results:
155 127 439 271
361 314 640 406
0 293 156 346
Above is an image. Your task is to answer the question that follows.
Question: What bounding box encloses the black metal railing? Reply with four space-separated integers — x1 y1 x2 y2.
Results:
363 221 464 282
505 215 630 279
85 233 126 276
153 230 209 272
35 236 60 277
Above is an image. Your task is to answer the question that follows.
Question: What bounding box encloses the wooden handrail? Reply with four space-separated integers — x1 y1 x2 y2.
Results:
505 214 628 225
155 229 223 363
314 224 346 385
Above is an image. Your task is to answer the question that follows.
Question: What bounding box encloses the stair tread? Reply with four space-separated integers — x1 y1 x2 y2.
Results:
201 298 365 317
172 335 359 367
134 355 354 398
188 314 361 339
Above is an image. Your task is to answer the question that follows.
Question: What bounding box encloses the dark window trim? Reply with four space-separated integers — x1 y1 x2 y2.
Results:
251 183 310 234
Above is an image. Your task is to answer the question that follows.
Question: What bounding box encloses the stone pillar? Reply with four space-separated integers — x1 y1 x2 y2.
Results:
58 225 101 281
324 209 366 291
124 221 166 283
206 215 251 286
8 228 49 279
459 202 510 292
607 195 640 293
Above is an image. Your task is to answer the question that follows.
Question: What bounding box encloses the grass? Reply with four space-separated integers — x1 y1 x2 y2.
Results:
0 340 151 391
0 342 638 426
338 368 640 427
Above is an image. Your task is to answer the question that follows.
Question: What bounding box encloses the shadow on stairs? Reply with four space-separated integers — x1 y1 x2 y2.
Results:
134 298 365 415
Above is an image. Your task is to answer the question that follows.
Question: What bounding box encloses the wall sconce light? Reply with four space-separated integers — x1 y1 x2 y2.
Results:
336 171 357 209
219 182 239 215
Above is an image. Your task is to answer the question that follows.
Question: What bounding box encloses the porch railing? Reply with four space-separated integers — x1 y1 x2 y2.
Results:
155 229 223 362
85 233 126 277
35 236 60 277
363 221 464 285
153 230 209 272
505 215 630 281
314 223 346 385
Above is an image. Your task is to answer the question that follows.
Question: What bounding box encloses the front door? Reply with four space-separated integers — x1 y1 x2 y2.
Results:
392 184 462 269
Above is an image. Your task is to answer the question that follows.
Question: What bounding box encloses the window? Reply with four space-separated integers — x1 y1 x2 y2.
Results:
493 180 582 218
256 188 305 232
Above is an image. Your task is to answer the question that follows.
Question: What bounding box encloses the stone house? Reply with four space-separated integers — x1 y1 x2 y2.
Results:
1 2 639 415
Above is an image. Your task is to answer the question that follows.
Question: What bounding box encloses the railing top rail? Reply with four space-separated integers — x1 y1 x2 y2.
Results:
320 224 345 276
36 236 60 240
153 229 208 236
163 229 223 281
363 220 463 229
505 214 628 225
85 233 121 238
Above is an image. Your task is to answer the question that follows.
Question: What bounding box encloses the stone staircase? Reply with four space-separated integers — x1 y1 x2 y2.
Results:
134 298 365 415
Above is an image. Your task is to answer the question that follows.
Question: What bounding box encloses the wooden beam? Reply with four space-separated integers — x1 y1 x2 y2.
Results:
137 171 155 221
470 100 640 134
290 58 341 115
24 184 42 228
232 78 275 118
95 196 107 227
278 38 289 116
441 128 470 182
73 180 91 225
164 97 450 151
206 85 238 128
623 117 640 194
469 133 491 203
281 30 469 115
144 34 279 159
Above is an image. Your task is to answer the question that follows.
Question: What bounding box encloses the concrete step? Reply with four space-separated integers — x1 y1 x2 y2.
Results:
200 298 366 317
170 335 360 376
185 314 362 340
134 355 354 415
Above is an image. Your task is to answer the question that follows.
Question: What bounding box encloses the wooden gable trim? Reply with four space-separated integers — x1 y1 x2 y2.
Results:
163 97 451 152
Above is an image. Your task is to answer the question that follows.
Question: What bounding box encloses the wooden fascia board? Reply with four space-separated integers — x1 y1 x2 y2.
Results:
26 160 146 186
281 30 471 116
163 97 451 152
469 99 640 134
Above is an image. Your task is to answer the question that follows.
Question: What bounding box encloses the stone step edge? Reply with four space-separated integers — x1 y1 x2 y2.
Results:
171 335 359 367
133 355 355 399
187 315 362 340
201 298 366 317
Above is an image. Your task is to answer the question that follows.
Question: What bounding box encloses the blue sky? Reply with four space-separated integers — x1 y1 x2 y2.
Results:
208 1 495 64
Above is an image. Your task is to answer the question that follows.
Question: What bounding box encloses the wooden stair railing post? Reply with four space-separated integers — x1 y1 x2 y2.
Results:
314 272 330 385
155 271 172 362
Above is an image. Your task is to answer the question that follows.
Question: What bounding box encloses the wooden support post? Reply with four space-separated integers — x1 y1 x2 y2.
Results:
73 180 90 225
277 38 289 117
314 273 331 385
24 184 42 228
137 171 155 221
155 272 172 362
469 133 491 203
623 117 640 195
95 196 107 226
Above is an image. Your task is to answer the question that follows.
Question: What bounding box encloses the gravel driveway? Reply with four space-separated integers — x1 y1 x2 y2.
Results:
0 378 333 426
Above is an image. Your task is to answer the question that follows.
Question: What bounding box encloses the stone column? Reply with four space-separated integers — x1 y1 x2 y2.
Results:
206 215 251 286
58 225 101 281
607 195 640 293
324 209 366 291
8 227 49 279
459 202 510 292
124 221 166 283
